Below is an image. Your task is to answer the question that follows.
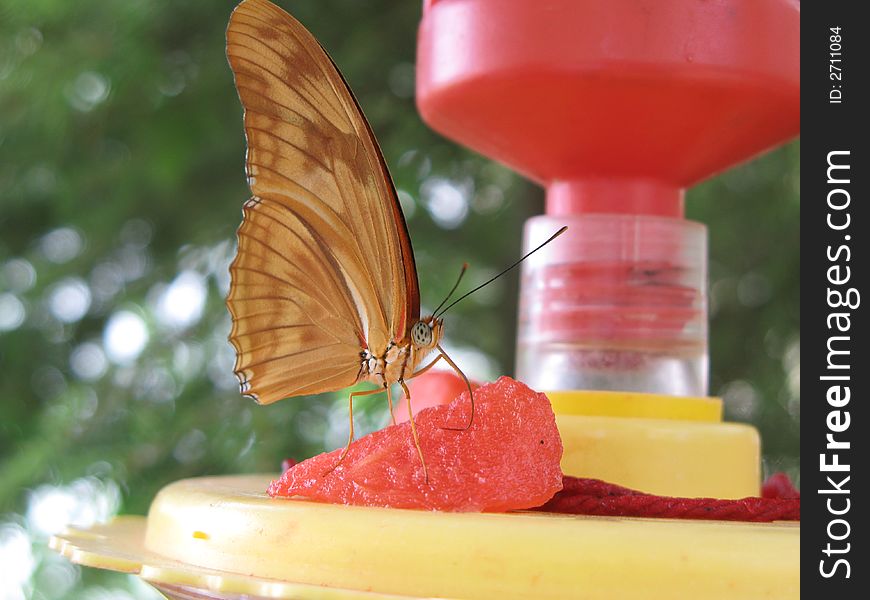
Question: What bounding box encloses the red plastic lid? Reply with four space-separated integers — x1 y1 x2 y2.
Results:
417 0 800 217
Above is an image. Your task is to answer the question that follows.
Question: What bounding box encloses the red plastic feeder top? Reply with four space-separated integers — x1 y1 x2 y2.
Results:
416 0 800 217
416 0 799 396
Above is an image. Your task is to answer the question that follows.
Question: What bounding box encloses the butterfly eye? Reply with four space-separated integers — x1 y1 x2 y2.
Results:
411 321 432 347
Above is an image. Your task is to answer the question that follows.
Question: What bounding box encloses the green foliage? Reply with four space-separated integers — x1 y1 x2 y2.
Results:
1 0 797 597
690 142 800 478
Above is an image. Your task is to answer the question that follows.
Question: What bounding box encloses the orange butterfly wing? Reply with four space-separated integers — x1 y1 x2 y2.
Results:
225 0 420 404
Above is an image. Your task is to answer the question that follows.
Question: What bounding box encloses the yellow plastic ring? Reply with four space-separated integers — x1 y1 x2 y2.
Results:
545 390 722 422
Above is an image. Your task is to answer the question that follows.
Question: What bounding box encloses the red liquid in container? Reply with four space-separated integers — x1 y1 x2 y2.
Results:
516 214 706 394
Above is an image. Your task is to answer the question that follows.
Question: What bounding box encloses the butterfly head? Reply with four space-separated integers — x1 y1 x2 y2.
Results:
410 317 443 350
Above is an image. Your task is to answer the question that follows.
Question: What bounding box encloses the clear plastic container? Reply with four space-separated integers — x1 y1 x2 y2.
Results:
516 214 708 396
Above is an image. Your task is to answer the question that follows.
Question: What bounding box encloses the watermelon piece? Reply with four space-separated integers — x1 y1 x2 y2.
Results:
269 376 563 512
391 370 480 424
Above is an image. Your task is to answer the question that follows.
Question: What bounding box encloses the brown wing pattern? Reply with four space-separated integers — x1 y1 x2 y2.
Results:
226 0 419 404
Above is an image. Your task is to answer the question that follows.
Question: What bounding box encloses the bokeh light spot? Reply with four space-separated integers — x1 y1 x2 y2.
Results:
156 270 207 329
472 184 505 215
15 27 44 56
26 477 120 537
2 258 37 292
31 366 67 401
0 522 36 599
103 311 149 364
34 559 79 598
737 272 772 307
421 177 470 229
66 71 111 112
48 278 92 323
720 380 759 420
119 218 153 248
208 338 239 391
118 246 150 281
40 227 84 264
397 189 416 220
0 293 26 331
173 341 205 380
134 367 177 405
90 262 126 303
70 342 109 381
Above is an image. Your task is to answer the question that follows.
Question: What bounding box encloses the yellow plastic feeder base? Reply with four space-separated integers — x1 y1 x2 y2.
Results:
51 475 798 599
51 390 794 598
547 390 761 498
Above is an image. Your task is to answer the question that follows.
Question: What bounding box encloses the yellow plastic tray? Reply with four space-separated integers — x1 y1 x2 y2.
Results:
52 475 799 599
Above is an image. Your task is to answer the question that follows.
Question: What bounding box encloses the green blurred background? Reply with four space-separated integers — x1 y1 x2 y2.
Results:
1 0 798 597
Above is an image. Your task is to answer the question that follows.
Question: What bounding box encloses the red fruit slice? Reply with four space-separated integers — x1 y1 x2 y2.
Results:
269 376 563 512
392 370 480 424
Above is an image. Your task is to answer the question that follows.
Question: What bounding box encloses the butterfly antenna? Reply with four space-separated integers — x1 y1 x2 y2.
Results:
431 262 469 316
435 226 567 317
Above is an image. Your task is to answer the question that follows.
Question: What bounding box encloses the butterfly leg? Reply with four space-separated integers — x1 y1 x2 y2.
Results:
386 384 397 426
409 354 443 379
400 354 443 421
403 354 442 428
435 344 475 431
323 387 383 476
400 379 429 484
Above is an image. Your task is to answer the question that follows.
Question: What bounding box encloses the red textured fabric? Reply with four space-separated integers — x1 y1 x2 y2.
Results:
534 475 800 522
761 472 800 499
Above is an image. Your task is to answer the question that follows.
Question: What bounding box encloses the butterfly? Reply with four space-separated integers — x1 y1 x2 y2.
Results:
224 0 472 478
225 0 565 479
